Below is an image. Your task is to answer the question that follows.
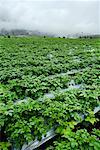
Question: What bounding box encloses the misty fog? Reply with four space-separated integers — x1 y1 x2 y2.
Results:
0 0 100 36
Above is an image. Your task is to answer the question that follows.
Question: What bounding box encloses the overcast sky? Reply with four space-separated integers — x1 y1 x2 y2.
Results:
0 0 100 35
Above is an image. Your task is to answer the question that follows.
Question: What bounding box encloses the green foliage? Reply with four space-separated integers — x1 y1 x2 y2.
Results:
0 142 11 150
0 36 100 149
53 129 100 150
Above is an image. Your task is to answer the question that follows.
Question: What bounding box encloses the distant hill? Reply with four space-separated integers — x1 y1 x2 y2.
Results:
0 29 99 38
0 29 54 37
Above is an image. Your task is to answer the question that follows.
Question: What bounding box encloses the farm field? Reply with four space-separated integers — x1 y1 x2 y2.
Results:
0 36 100 150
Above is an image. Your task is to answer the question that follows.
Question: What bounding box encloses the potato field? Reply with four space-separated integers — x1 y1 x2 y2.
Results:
0 36 100 150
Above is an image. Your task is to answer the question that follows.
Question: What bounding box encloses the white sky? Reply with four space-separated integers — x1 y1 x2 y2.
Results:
0 0 100 35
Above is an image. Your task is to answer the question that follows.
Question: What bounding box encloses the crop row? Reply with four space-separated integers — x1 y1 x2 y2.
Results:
0 36 100 150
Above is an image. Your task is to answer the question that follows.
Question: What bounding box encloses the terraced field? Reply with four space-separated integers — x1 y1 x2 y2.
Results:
0 36 100 150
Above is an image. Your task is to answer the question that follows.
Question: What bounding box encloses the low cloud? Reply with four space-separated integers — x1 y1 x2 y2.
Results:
0 0 99 35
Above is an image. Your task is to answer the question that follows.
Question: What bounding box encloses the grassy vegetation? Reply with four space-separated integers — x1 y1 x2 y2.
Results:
0 36 100 149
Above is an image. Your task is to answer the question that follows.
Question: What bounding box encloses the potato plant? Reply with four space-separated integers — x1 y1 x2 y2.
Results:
0 36 100 149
